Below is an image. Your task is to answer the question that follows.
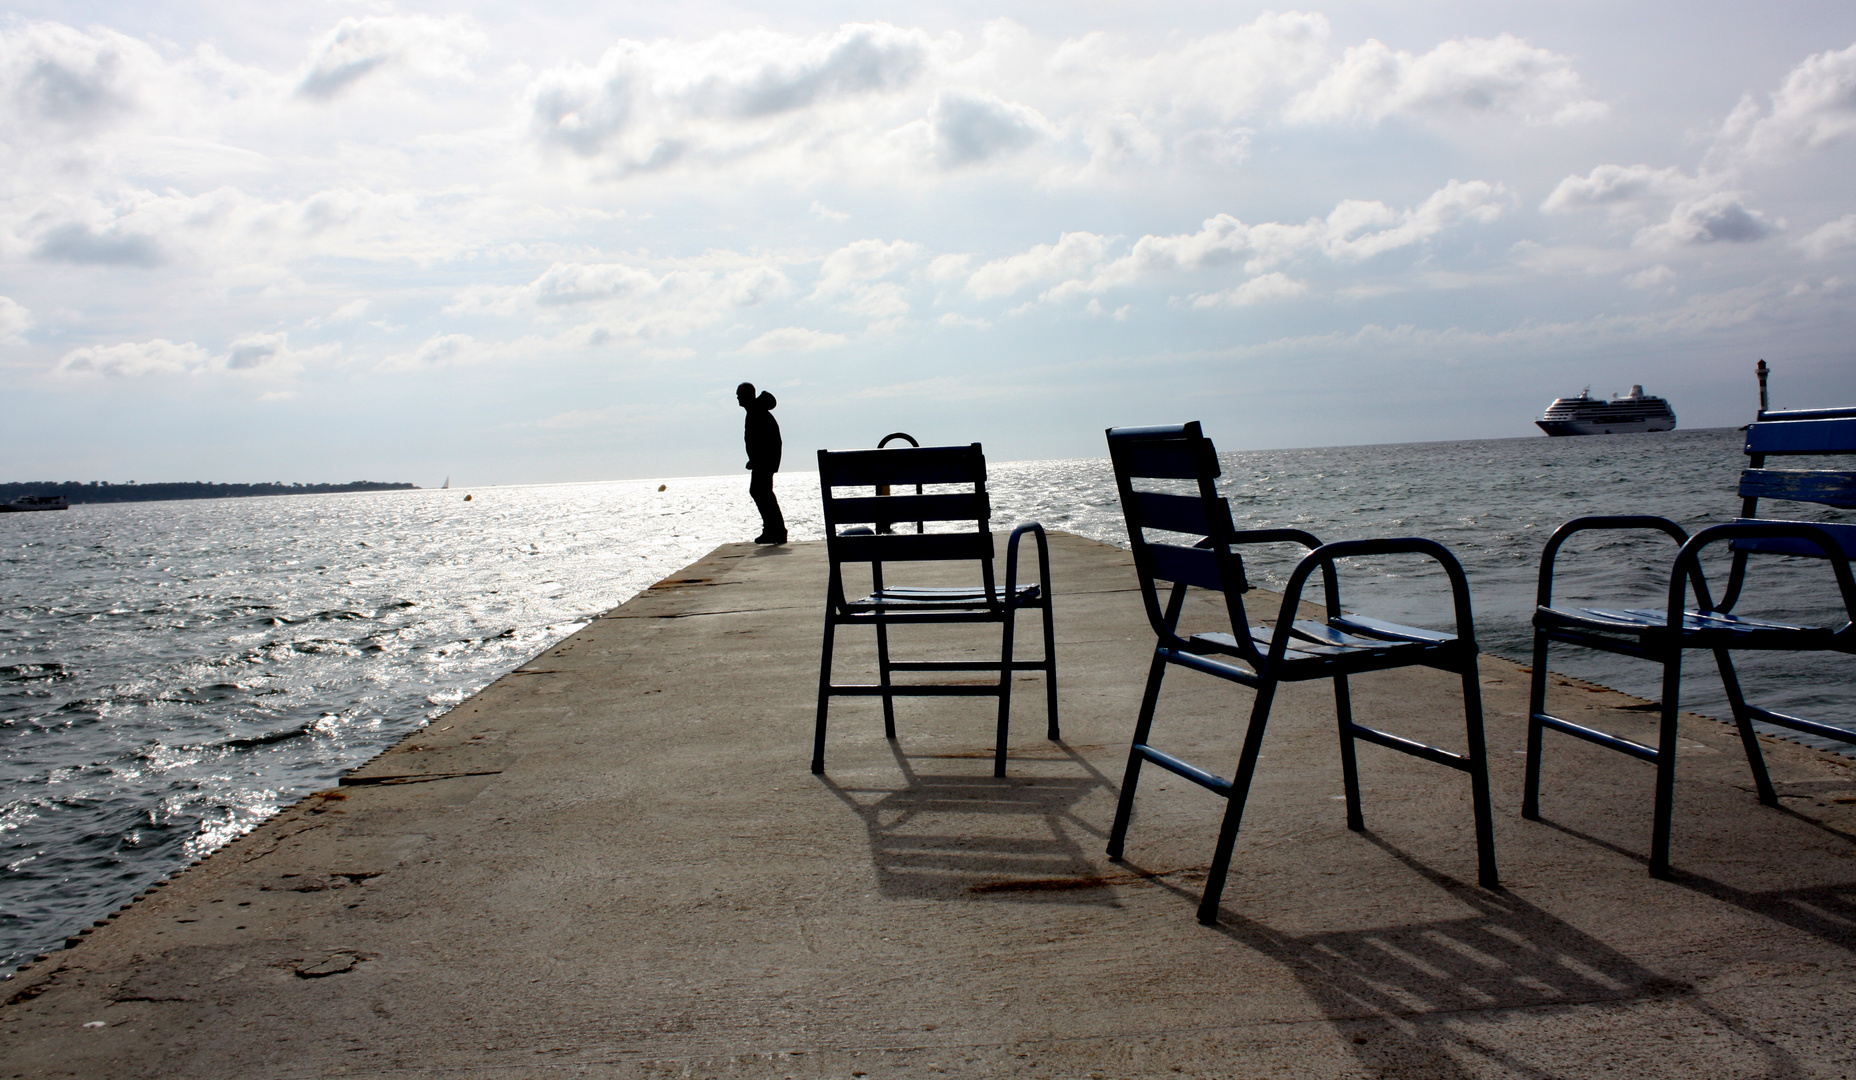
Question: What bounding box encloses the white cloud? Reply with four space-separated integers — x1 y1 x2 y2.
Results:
0 21 158 136
378 332 480 371
1799 214 1856 258
967 231 1112 299
1541 164 1705 218
448 259 793 347
1192 272 1310 307
295 15 485 100
1635 191 1776 248
740 326 847 352
53 338 209 377
1716 42 1856 164
1287 34 1605 126
1006 180 1508 304
928 89 1051 166
525 23 936 171
1624 264 1675 289
811 239 921 298
0 295 33 344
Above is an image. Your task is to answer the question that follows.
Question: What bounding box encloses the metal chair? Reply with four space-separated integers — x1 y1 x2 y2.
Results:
1104 422 1498 924
813 441 1057 777
1525 407 1856 876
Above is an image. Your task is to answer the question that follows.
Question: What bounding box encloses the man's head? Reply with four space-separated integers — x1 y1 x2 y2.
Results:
736 382 755 408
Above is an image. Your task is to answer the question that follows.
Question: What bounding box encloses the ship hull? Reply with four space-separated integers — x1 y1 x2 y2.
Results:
1536 418 1676 436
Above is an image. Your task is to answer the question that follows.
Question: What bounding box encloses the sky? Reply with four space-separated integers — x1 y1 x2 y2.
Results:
1 1 1853 485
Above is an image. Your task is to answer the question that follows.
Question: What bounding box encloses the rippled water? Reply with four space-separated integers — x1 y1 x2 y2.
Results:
3 427 1850 970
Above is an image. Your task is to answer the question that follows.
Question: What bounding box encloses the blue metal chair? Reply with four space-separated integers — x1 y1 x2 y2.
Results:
1104 422 1498 924
814 442 1057 778
1526 407 1856 876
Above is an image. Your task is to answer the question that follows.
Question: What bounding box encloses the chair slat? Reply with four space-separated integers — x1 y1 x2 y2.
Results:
1728 520 1856 559
1738 469 1856 509
832 531 994 563
819 445 984 487
1147 542 1224 589
1132 491 1224 536
828 492 990 525
1744 417 1856 456
1116 440 1218 480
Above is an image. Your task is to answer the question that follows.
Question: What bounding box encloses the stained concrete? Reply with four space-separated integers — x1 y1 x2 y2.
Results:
3 531 1855 1079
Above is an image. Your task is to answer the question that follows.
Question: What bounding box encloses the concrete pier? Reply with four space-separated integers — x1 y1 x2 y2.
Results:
4 532 1856 1078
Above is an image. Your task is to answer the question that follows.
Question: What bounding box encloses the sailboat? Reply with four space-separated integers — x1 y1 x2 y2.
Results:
441 476 450 489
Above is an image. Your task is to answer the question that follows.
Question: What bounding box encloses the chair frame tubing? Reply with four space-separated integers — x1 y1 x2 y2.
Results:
1103 423 1498 925
1524 515 1856 876
813 446 1058 779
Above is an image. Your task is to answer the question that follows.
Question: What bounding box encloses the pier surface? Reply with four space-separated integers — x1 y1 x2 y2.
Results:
5 533 1856 1078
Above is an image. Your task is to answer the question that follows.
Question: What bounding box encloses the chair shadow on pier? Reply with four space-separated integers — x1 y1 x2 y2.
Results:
1531 811 1856 955
819 739 1122 903
1121 832 1812 1079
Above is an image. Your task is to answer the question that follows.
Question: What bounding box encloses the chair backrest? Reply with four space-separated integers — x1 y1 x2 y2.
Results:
1737 407 1856 558
1105 422 1254 651
817 443 997 601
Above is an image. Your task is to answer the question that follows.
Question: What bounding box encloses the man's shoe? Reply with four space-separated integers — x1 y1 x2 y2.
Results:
754 532 787 545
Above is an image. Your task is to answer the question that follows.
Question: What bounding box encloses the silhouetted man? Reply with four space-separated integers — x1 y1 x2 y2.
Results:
738 382 786 544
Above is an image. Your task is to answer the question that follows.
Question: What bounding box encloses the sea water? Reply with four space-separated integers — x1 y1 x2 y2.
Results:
3 427 1850 970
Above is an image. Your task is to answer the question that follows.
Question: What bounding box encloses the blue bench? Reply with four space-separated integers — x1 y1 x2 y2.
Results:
1525 406 1856 876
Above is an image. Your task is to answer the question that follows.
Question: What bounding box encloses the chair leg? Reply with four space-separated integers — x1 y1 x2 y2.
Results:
1712 647 1778 806
875 621 896 740
995 607 1016 779
1041 598 1060 740
1650 649 1683 878
1197 679 1279 926
1460 662 1500 890
812 615 839 775
1332 674 1364 832
1108 651 1168 860
1522 631 1550 820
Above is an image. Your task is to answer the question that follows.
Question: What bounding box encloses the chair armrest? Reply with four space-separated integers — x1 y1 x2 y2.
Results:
1671 521 1856 623
1229 528 1323 551
1270 537 1479 661
1005 522 1051 605
1536 516 1688 609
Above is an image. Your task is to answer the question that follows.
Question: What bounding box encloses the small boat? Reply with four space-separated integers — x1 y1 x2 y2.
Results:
1537 385 1677 436
0 494 70 512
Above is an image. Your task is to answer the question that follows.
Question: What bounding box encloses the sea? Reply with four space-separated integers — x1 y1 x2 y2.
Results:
3 427 1851 971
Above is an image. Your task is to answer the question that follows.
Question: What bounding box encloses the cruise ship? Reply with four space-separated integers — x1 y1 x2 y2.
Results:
1536 385 1677 436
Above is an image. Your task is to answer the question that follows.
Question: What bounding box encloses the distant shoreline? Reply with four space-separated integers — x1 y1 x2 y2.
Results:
0 481 419 506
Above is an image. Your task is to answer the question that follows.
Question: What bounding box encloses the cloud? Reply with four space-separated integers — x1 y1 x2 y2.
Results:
929 89 1051 166
448 259 793 347
1716 42 1856 163
1799 214 1856 258
296 15 484 100
1540 164 1707 219
379 332 480 371
1192 272 1310 307
740 327 847 352
31 220 166 266
1624 264 1675 289
53 338 209 377
811 238 921 298
966 232 1112 299
0 21 154 134
526 23 934 168
1287 34 1605 126
1635 192 1776 248
0 296 33 344
1003 180 1509 304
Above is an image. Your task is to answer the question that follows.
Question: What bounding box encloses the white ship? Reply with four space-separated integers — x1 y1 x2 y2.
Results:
1536 385 1677 436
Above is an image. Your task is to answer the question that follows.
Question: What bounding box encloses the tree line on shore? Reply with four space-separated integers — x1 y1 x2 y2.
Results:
1 481 419 505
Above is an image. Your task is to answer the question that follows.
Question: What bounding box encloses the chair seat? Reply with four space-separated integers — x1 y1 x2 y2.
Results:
1192 616 1454 662
844 584 1040 611
1537 604 1832 639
